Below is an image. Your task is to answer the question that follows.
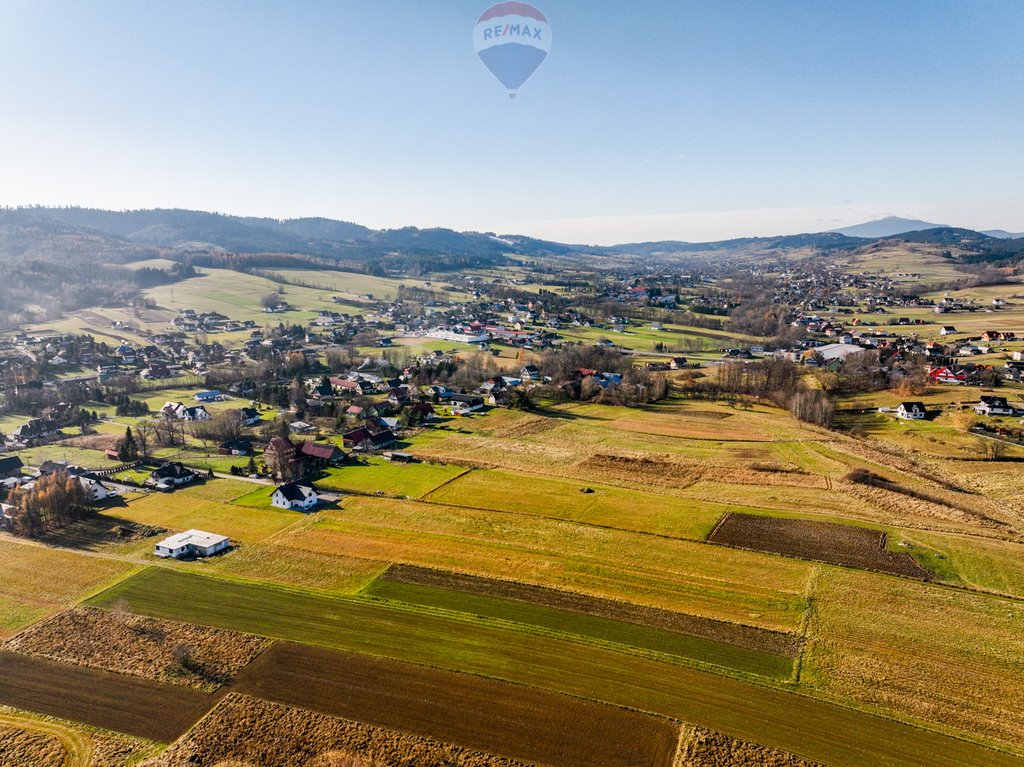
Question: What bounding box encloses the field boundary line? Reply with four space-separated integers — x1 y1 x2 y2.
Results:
793 566 820 684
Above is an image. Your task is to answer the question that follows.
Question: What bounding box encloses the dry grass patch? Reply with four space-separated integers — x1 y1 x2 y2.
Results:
0 538 135 638
6 606 270 692
0 706 160 767
677 727 824 767
208 543 386 595
145 694 542 767
801 568 1024 749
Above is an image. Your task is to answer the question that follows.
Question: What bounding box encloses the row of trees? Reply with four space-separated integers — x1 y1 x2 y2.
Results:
4 471 93 538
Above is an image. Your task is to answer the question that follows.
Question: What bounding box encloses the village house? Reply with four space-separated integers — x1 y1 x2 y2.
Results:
897 402 927 420
298 441 346 467
149 462 198 490
974 395 1018 417
154 529 230 559
219 438 253 456
239 407 260 426
342 427 396 451
270 481 319 511
939 326 958 336
0 455 24 479
77 476 116 502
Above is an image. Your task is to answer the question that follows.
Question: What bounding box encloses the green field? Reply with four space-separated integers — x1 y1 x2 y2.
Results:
87 568 1023 767
362 577 794 678
317 458 467 498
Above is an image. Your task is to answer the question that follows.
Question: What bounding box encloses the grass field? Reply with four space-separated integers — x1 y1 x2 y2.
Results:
317 458 467 498
422 467 727 539
0 539 136 638
87 568 1024 767
363 577 794 678
284 497 812 632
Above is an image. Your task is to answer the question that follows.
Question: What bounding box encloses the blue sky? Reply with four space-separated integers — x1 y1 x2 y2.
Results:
1 0 1022 243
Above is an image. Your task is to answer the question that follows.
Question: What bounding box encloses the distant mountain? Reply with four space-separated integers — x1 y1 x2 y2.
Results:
831 216 946 238
599 231 865 257
2 206 1023 270
981 229 1024 239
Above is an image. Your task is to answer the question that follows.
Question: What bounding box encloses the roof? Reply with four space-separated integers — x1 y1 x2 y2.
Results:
272 482 317 502
899 402 925 410
0 455 24 472
156 529 228 549
299 441 343 460
151 462 196 479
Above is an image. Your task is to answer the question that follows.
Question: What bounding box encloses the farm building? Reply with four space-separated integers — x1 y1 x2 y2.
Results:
342 427 396 450
897 402 927 420
271 482 319 511
154 529 230 559
194 390 222 402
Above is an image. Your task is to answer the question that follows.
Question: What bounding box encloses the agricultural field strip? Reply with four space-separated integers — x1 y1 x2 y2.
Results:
705 513 931 580
86 568 1024 767
0 651 213 742
377 564 800 656
362 574 794 679
229 642 680 767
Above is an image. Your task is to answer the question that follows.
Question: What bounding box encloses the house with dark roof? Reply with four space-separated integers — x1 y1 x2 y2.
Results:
0 455 24 479
897 402 927 420
219 439 254 456
342 427 396 451
149 462 198 489
270 481 319 511
298 441 346 466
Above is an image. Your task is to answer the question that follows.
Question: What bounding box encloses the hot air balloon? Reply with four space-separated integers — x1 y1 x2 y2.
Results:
473 2 551 99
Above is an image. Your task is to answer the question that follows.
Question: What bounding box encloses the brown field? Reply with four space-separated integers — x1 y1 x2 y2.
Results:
0 651 212 742
382 564 799 657
229 642 680 767
707 513 929 579
678 727 824 767
6 607 270 692
145 694 539 767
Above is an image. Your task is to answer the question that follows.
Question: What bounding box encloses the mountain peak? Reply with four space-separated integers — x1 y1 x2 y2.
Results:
830 216 946 238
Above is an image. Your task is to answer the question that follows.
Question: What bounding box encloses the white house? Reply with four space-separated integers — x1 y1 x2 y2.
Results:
271 482 319 511
974 396 1016 417
897 402 927 420
154 529 230 559
939 326 958 336
78 476 115 502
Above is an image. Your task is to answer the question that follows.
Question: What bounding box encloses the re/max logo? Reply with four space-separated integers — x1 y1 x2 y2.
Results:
482 24 543 41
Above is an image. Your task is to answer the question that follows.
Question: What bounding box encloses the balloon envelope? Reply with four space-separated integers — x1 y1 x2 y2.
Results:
474 2 551 95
